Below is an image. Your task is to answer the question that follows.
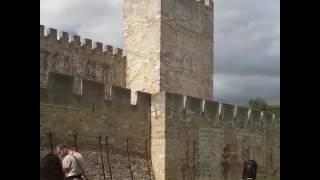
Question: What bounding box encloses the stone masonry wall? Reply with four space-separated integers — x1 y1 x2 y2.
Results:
40 106 153 180
160 0 214 99
40 71 153 180
123 0 162 95
150 92 280 180
41 0 279 178
40 16 279 179
40 25 127 99
40 70 279 180
124 0 214 100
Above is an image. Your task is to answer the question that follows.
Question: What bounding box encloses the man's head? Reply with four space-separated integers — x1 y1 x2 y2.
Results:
56 144 69 158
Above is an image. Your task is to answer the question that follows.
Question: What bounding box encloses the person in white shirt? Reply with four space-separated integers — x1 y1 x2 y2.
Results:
56 144 86 180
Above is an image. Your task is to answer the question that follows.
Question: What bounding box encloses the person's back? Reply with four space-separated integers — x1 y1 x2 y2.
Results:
242 160 258 180
62 151 85 178
40 152 65 180
57 144 86 180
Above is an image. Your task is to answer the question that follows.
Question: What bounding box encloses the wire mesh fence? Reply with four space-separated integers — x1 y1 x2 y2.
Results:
40 131 256 180
40 131 153 180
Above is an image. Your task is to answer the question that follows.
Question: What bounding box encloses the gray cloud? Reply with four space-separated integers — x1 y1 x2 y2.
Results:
214 74 280 105
40 0 123 46
40 0 280 105
214 0 279 104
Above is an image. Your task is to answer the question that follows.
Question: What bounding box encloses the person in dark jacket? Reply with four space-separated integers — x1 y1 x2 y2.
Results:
40 151 65 180
242 160 258 180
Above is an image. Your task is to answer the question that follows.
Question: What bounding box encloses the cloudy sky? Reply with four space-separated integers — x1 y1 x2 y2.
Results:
40 0 280 105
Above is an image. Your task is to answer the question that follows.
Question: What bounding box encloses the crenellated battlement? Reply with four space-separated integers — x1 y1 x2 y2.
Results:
40 24 127 89
40 71 150 112
149 91 279 179
40 25 125 57
195 0 214 9
41 1 279 179
41 70 279 131
41 70 279 130
154 92 279 129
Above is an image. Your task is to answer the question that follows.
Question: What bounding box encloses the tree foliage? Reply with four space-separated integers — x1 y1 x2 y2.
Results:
248 97 268 111
247 97 280 115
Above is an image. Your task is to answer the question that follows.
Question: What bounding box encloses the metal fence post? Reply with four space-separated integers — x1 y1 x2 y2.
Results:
127 138 134 180
99 136 106 180
105 136 113 180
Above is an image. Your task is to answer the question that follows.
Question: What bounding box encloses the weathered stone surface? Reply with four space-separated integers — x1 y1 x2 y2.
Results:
40 103 152 180
149 92 280 180
40 0 279 180
124 0 213 100
123 0 162 95
40 78 279 180
40 27 126 93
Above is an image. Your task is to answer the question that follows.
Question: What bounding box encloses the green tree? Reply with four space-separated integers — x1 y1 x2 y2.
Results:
247 97 280 116
248 97 268 111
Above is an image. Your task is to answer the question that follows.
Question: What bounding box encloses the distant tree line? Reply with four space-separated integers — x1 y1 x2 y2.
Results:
246 97 280 116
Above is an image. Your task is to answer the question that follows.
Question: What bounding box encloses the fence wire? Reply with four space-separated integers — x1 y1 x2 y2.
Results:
40 131 153 180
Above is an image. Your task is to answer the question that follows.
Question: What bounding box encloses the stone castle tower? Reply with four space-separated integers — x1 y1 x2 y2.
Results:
124 0 214 100
40 0 280 180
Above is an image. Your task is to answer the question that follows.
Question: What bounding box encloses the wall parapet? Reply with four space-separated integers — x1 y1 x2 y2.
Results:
40 24 125 58
195 0 214 9
41 71 279 130
157 92 279 130
40 71 151 112
40 24 127 89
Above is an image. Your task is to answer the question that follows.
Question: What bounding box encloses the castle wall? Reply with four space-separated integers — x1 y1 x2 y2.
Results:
40 25 127 99
40 72 153 180
40 71 279 180
41 1 279 176
123 0 214 100
40 24 279 179
150 92 280 180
